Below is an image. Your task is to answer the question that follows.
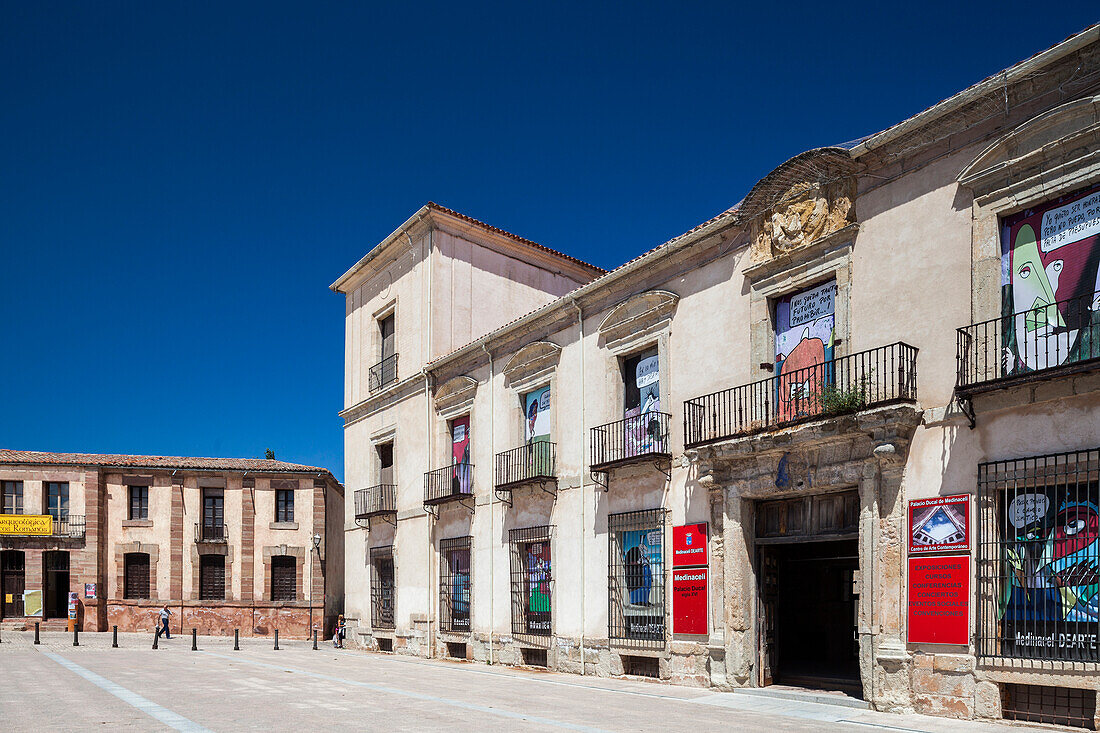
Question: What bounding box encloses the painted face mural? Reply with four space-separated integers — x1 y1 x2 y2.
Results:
775 281 836 421
1001 184 1100 373
1000 489 1100 657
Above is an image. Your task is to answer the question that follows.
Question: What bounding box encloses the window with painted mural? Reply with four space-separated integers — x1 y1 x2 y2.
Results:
774 280 836 422
450 416 472 495
622 348 664 454
977 448 1100 662
440 536 471 632
1000 183 1100 375
609 509 666 643
522 386 552 476
510 526 552 636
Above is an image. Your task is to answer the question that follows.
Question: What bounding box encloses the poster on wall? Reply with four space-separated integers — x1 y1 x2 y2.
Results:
672 567 708 635
908 495 970 554
451 416 472 495
625 350 662 454
23 590 43 617
998 485 1100 660
524 541 551 634
775 280 837 421
84 583 96 599
524 386 551 443
619 528 663 637
449 548 471 631
907 556 969 645
1000 183 1100 375
672 523 708 568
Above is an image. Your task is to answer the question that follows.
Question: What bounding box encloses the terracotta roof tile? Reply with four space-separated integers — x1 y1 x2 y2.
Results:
0 449 337 478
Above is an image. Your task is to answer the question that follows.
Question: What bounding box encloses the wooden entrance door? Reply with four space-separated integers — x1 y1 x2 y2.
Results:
1 551 25 618
43 551 69 619
758 546 779 686
203 491 224 540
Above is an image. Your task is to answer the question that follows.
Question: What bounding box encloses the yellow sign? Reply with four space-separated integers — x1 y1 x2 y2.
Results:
4 594 11 603
0 514 53 536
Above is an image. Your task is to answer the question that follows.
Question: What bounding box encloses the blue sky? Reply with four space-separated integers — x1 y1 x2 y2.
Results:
1 3 1096 482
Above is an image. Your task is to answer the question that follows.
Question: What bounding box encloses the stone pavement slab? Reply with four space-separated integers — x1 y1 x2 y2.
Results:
0 631 1055 732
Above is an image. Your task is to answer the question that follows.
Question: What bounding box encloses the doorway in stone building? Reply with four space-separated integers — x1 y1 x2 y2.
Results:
1 550 25 618
43 551 70 619
756 490 862 697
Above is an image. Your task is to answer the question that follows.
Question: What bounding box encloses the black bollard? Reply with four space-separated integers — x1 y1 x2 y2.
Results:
73 628 79 647
112 626 118 648
312 629 317 651
191 628 197 651
153 628 159 649
234 628 239 651
34 622 40 645
273 629 279 651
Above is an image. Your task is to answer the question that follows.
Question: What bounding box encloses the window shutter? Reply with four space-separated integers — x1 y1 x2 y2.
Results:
124 553 151 599
271 556 296 601
199 555 226 600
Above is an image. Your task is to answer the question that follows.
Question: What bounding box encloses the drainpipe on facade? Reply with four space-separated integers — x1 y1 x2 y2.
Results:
424 227 435 659
570 296 586 676
483 343 495 666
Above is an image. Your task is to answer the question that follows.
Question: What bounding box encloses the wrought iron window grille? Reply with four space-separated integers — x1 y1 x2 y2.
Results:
439 536 473 634
370 545 396 630
509 525 553 638
608 508 667 649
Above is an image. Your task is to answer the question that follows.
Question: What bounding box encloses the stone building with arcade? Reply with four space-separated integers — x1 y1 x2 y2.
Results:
336 26 1100 727
0 450 343 639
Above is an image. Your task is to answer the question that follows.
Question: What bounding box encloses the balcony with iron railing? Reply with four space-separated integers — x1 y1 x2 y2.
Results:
683 342 918 448
195 522 229 543
494 442 556 492
369 354 399 393
957 289 1100 394
590 412 672 472
355 484 397 520
424 464 474 506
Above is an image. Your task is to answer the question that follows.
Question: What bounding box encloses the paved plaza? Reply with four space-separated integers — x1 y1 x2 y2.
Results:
0 631 1050 732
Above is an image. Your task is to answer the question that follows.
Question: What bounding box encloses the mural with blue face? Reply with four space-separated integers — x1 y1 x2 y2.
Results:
1000 488 1100 658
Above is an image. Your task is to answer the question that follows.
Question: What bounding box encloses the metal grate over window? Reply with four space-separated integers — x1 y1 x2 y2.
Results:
509 525 552 637
439 536 472 633
370 545 395 630
1002 683 1096 729
608 509 667 646
977 447 1100 664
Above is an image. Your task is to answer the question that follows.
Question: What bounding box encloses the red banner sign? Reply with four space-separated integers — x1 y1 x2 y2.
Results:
908 494 970 554
672 567 708 635
907 556 969 645
672 523 708 568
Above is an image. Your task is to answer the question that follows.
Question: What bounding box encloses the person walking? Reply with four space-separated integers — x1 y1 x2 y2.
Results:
159 604 172 639
333 614 346 648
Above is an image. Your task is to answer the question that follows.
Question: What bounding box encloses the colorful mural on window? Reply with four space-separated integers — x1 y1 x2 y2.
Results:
624 350 661 454
775 280 836 421
448 546 471 631
999 486 1100 660
451 416 472 495
1000 183 1100 375
524 541 551 634
619 528 663 638
523 386 552 476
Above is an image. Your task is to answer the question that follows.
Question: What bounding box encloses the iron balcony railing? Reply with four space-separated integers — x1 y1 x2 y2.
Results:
195 522 229 543
684 342 918 448
424 464 474 505
355 484 397 519
54 514 85 538
495 442 556 489
957 289 1100 392
590 412 672 471
368 354 399 393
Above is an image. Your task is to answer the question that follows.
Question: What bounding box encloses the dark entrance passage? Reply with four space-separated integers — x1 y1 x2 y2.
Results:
43 551 69 619
763 540 860 694
756 490 862 697
1 550 25 618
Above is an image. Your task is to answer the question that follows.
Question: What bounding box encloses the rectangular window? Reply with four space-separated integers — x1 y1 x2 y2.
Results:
623 348 659 418
370 545 395 630
440 536 472 632
46 482 69 520
275 489 295 523
450 416 472 496
123 553 151 599
609 508 666 644
128 486 149 520
379 313 395 361
774 280 837 422
199 554 226 600
377 443 394 486
509 526 552 637
1 481 23 514
270 556 296 601
202 490 224 540
977 447 1100 663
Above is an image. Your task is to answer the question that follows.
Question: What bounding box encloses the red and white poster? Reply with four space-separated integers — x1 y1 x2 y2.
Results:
908 494 970 554
672 567 708 635
672 523 708 568
907 556 970 645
